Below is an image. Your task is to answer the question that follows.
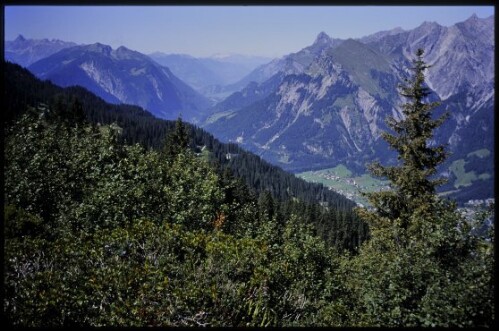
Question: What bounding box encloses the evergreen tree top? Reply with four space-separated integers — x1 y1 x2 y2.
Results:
358 48 450 229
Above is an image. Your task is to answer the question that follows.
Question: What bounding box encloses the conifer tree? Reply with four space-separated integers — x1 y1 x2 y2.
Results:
347 49 494 327
357 48 449 236
162 116 190 159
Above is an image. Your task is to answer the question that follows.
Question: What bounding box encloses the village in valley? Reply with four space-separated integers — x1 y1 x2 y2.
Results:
297 165 391 207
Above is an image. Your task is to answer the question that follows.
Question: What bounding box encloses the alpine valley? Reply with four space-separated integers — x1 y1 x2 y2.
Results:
4 7 496 327
203 14 494 203
4 14 494 204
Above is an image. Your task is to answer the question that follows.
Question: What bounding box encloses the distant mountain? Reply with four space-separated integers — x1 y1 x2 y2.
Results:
148 52 271 101
208 53 272 67
203 15 494 202
148 53 226 90
202 32 345 122
4 34 78 67
28 43 213 123
359 27 406 44
201 53 273 84
363 14 495 159
365 14 494 101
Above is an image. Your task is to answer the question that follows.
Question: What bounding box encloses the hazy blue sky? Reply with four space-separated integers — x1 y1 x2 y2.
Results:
4 5 495 58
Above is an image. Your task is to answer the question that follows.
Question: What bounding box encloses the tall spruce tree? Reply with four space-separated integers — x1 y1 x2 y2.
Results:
357 48 449 235
346 49 494 327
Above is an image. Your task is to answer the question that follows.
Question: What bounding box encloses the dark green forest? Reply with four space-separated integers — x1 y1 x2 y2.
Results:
2 54 494 327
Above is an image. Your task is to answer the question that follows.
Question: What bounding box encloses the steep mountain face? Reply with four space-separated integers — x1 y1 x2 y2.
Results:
205 38 401 172
204 15 494 180
366 14 494 102
365 14 494 162
4 34 78 67
203 32 346 128
28 43 212 122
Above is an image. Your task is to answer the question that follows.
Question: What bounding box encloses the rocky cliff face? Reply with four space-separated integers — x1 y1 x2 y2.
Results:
366 14 494 102
28 43 212 122
204 15 494 174
204 37 402 171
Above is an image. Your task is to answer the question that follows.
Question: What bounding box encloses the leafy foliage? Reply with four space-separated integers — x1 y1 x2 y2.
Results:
3 104 350 326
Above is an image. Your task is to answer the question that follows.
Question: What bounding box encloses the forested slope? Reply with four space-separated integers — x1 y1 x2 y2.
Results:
4 61 355 210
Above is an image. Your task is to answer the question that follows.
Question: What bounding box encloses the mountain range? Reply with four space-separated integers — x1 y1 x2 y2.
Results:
204 37 402 170
5 37 269 123
5 60 355 212
225 32 345 92
4 34 78 67
26 43 212 123
4 14 494 203
203 15 494 174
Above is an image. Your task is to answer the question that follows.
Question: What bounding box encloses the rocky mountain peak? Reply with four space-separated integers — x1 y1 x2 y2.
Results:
314 31 331 45
116 45 130 52
14 34 26 42
87 43 113 55
204 14 493 188
113 45 144 60
359 27 406 44
418 20 442 31
5 35 78 67
457 13 493 36
466 13 479 21
27 41 212 122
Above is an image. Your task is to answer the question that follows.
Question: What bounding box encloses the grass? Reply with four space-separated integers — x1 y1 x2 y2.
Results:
297 164 388 206
467 148 490 159
329 164 353 177
449 152 493 189
449 159 477 188
479 173 491 180
299 153 493 205
204 110 236 124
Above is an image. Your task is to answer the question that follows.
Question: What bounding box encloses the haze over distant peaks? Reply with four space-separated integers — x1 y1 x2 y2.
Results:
5 35 78 67
148 52 272 101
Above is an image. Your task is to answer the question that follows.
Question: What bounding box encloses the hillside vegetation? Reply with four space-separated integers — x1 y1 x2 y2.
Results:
3 52 494 327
